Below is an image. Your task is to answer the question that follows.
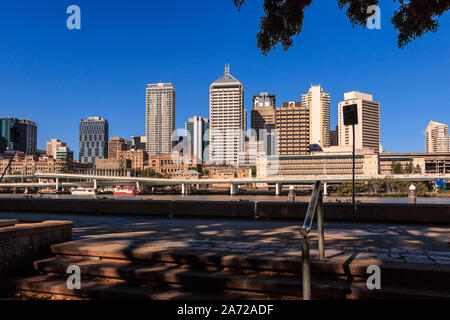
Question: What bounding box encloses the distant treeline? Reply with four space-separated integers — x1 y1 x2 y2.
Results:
331 178 430 197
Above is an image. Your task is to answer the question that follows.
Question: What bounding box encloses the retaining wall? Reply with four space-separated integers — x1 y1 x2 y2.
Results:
0 198 449 224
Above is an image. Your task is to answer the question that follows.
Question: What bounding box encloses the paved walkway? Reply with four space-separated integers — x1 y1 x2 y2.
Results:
1 211 449 256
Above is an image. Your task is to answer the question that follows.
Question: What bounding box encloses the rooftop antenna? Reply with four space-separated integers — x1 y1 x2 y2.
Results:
225 64 230 77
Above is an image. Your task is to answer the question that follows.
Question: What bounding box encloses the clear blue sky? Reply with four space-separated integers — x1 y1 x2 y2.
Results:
1 1 449 158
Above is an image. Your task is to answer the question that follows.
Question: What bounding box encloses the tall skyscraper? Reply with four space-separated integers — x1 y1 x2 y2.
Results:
209 65 245 164
276 102 311 155
301 85 330 148
146 83 176 156
79 117 109 164
185 116 210 162
338 91 380 152
0 118 37 155
251 92 276 139
425 121 450 153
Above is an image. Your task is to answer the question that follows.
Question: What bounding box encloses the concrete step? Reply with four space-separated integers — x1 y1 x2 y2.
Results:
22 258 450 300
50 241 450 290
14 274 294 300
32 257 348 298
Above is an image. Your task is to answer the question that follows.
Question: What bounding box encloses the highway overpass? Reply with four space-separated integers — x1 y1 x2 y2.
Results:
1 173 448 195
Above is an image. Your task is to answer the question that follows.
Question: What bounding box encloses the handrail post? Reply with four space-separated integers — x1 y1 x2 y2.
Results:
317 189 325 261
302 237 311 300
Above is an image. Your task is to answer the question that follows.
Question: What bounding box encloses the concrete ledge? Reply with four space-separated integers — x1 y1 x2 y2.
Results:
0 220 73 296
0 198 171 217
0 219 18 227
0 198 449 224
172 200 254 219
256 202 450 224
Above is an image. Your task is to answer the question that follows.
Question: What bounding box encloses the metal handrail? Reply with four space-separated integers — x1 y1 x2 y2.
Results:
299 180 326 300
300 180 322 237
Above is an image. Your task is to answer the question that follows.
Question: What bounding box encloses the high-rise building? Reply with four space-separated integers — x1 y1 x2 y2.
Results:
185 116 210 162
301 85 330 148
146 83 176 156
209 64 245 164
55 146 74 161
79 117 109 164
0 118 37 155
425 121 450 153
276 102 311 155
131 136 147 150
251 92 276 140
330 126 339 146
46 139 67 158
108 137 130 159
338 91 380 153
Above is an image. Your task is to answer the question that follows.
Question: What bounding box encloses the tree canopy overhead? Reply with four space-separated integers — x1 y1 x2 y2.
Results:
233 0 450 55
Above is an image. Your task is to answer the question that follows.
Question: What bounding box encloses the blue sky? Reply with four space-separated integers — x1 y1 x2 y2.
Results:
0 0 449 158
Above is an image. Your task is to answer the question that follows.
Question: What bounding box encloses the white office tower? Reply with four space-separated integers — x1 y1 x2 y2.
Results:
301 85 331 148
185 116 210 162
425 121 450 153
146 83 176 156
338 91 380 153
209 65 245 164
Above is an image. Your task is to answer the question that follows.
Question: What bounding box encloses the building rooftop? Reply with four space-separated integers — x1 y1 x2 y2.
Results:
210 64 242 86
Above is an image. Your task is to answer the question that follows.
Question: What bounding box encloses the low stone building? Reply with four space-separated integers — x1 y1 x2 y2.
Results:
117 149 148 170
379 152 450 175
95 158 132 176
257 147 379 177
0 154 93 176
146 153 199 176
171 169 201 179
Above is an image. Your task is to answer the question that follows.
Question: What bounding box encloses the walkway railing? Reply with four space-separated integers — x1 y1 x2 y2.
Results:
299 180 325 300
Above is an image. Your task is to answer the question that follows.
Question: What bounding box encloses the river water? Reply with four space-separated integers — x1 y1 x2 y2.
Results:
1 193 450 204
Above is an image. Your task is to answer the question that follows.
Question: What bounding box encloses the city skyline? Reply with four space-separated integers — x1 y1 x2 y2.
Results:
1 1 449 157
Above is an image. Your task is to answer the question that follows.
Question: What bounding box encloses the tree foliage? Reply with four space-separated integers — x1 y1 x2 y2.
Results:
233 0 450 55
135 168 164 178
391 161 403 174
333 178 429 196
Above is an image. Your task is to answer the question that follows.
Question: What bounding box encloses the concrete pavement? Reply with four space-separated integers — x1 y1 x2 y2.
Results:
0 211 449 253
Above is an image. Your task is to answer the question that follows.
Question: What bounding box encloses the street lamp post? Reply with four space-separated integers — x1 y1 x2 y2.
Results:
343 104 358 217
352 123 356 216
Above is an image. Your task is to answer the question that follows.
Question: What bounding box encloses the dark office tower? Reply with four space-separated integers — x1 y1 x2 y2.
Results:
79 117 109 164
330 126 339 146
131 136 147 151
0 118 37 155
251 92 276 140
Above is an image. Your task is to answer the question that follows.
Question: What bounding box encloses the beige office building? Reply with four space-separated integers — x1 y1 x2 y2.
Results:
209 65 245 164
301 85 330 148
276 101 310 155
425 121 450 153
108 137 129 159
146 83 176 156
46 139 67 158
338 91 380 153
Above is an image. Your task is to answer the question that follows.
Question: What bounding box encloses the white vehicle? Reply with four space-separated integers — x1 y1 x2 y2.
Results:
71 187 96 196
